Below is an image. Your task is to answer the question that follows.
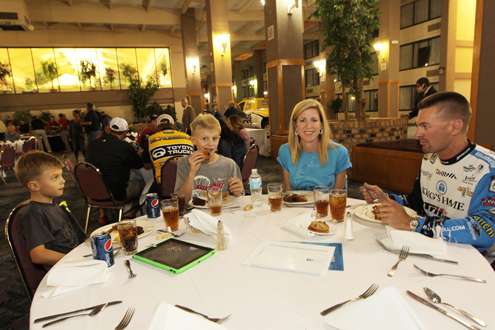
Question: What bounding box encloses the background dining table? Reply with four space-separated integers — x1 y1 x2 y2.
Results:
29 197 495 330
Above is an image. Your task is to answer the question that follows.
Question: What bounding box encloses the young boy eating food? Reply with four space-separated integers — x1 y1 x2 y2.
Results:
15 151 86 267
175 113 244 202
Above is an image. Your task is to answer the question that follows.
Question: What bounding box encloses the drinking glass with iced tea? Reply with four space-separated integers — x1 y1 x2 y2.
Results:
161 196 180 231
117 220 138 255
267 183 283 212
313 186 329 219
330 188 347 222
207 186 223 216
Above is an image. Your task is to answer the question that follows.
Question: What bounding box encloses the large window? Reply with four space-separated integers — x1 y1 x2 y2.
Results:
399 37 440 71
304 40 319 60
401 0 442 29
0 47 172 94
363 89 378 112
305 68 320 88
400 82 439 111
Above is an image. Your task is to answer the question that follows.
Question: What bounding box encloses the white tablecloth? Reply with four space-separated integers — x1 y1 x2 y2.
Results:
30 197 495 330
245 128 270 157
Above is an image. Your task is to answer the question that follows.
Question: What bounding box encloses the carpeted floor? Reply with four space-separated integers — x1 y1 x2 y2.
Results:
0 154 362 330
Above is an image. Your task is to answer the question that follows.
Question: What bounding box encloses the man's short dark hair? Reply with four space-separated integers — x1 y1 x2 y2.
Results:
416 77 430 86
418 91 471 129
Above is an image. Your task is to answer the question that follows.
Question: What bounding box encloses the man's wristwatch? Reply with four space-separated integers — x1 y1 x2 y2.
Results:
409 216 419 231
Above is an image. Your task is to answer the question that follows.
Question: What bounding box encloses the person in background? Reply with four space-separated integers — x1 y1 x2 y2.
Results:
0 119 6 141
409 77 437 119
361 92 495 252
224 102 241 119
84 102 102 142
69 110 85 161
15 151 86 267
218 115 248 169
57 114 71 152
138 114 159 146
277 99 351 191
181 97 196 135
99 112 112 136
5 120 20 142
31 115 52 153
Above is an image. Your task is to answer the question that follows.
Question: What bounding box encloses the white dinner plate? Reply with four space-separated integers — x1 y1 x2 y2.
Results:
352 204 418 224
189 196 239 209
90 219 155 244
283 190 314 206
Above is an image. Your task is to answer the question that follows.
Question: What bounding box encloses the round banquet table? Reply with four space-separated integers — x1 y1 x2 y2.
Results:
30 197 495 330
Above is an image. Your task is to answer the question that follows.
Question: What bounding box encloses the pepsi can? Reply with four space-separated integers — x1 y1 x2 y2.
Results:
146 193 161 218
91 233 114 267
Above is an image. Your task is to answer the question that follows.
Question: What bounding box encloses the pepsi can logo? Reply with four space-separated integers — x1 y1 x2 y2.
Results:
151 199 159 207
104 239 112 252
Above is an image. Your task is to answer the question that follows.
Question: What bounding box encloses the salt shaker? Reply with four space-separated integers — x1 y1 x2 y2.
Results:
216 220 225 250
344 211 354 240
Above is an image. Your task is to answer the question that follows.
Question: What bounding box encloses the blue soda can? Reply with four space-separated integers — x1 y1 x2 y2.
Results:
91 233 114 267
146 193 161 218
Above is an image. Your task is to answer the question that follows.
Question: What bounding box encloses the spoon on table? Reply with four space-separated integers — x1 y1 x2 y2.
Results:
423 287 486 327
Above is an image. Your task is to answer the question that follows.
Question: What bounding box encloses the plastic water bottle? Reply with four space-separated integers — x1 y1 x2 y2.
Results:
249 169 263 207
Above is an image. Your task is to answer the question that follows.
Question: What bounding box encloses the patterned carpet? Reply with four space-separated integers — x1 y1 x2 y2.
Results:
0 155 362 330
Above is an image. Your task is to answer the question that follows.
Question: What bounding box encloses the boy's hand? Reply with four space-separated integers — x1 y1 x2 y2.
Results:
228 177 244 196
188 151 208 175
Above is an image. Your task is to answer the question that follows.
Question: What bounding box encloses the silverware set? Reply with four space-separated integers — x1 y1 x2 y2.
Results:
376 239 458 264
413 264 487 283
175 304 231 323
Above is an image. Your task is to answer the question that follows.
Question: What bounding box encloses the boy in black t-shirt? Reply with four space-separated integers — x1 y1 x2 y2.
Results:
15 151 86 267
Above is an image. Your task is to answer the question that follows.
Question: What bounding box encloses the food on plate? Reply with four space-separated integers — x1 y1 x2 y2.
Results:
192 196 207 206
308 220 330 233
372 205 382 220
283 193 308 203
108 225 144 242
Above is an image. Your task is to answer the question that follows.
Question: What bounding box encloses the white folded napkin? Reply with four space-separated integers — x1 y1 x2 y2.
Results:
323 287 424 330
385 227 447 256
281 213 334 242
187 209 232 243
148 302 227 330
42 260 109 298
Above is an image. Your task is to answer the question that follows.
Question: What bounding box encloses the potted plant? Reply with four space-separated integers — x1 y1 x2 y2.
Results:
127 77 159 121
41 61 59 92
80 60 97 89
314 0 379 121
0 62 11 92
104 67 116 89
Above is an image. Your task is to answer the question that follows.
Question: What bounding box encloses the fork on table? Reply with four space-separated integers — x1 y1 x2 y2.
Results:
387 246 409 277
115 307 135 330
320 283 379 316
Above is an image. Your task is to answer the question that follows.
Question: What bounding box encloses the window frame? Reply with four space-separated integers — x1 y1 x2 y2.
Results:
399 36 441 71
400 0 442 30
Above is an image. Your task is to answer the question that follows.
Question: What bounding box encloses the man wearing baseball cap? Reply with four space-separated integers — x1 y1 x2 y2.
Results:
87 117 144 207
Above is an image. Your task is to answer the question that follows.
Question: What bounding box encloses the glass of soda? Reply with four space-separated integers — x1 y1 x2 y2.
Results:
313 186 329 219
207 186 223 217
330 188 347 223
117 220 138 255
161 196 180 231
267 183 283 212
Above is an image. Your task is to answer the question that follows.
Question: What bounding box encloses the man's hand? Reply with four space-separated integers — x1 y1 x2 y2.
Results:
374 198 412 230
228 177 244 196
360 182 389 203
188 151 208 175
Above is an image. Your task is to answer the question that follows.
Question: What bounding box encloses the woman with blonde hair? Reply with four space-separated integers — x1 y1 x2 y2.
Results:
277 99 351 190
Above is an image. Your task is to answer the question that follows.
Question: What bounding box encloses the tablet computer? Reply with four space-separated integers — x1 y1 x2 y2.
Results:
132 238 215 274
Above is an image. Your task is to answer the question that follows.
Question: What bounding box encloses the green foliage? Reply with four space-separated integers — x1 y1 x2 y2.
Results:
120 64 138 80
160 61 168 78
13 110 31 125
80 60 97 83
127 77 159 120
104 67 116 87
0 62 11 84
41 61 58 80
330 98 343 113
314 0 380 119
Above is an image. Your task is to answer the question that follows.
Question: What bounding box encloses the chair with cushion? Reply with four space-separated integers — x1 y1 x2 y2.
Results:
0 145 16 183
4 201 47 300
74 162 128 233
159 158 178 199
241 144 259 186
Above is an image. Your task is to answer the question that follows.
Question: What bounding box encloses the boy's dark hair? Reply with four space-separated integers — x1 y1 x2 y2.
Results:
416 77 430 86
15 151 63 187
418 91 471 130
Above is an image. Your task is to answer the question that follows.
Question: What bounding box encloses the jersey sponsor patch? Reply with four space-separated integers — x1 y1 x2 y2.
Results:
470 215 495 238
490 178 495 193
481 197 495 207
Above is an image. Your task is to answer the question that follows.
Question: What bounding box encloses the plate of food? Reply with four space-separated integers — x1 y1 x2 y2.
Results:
283 191 313 206
190 192 238 209
307 220 333 236
352 204 418 224
90 219 155 245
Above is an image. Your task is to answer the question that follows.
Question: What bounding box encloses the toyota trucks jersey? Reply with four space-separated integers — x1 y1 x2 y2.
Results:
393 143 495 252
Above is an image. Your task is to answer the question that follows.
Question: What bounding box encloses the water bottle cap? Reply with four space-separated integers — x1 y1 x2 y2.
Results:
251 169 258 175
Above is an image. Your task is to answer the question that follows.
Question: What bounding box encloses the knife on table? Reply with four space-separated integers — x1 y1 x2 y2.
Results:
34 300 122 323
406 291 480 330
376 239 458 264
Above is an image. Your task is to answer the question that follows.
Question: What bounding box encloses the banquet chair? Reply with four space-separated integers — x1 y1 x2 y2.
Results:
241 144 259 186
159 158 178 199
4 200 47 300
22 138 37 153
0 145 16 183
74 162 130 233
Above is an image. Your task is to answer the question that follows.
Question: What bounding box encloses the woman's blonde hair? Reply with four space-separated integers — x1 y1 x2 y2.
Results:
288 99 332 165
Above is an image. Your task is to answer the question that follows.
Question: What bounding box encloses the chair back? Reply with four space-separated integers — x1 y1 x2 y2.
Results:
74 162 115 204
242 144 259 183
4 201 47 300
22 138 37 153
1 145 16 169
160 158 178 198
